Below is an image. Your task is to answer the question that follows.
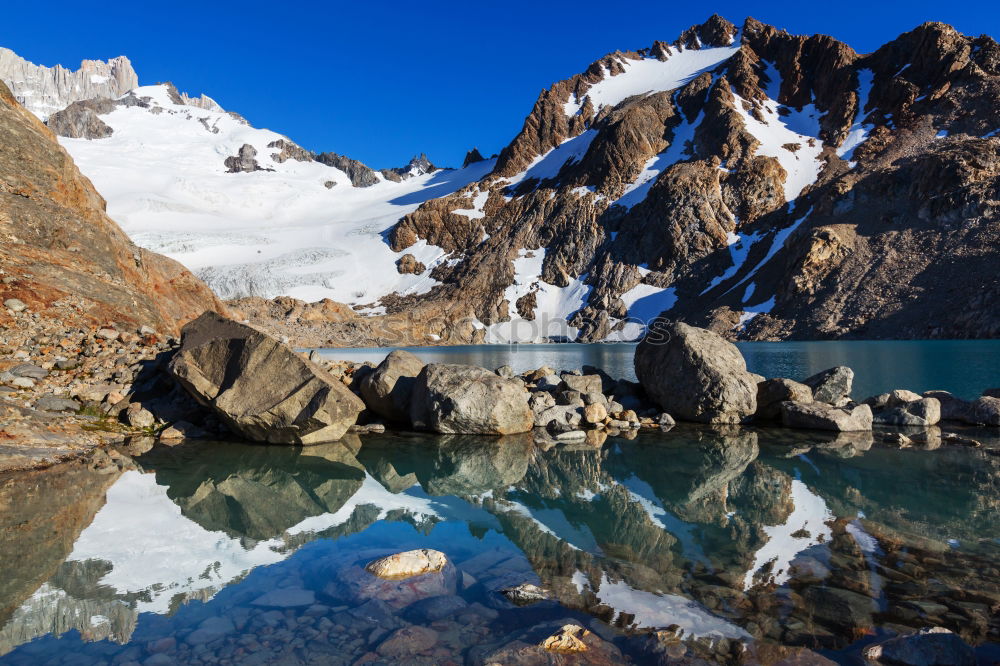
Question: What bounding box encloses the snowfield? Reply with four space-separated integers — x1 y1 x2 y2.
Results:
60 84 494 305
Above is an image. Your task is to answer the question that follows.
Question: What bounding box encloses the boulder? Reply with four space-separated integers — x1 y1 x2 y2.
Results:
560 373 602 395
123 403 156 429
501 583 550 606
34 395 81 413
634 322 757 424
862 627 975 666
872 397 941 427
756 378 813 421
781 402 873 432
365 549 448 579
971 396 1000 425
168 311 364 444
359 350 425 423
923 390 974 422
3 298 26 312
583 402 607 425
802 366 854 404
409 364 532 434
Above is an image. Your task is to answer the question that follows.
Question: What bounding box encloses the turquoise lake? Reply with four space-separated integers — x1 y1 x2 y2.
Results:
315 339 1000 400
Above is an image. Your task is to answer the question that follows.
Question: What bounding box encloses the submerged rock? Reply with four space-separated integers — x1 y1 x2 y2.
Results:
862 627 975 666
635 322 757 424
409 363 532 434
168 311 364 444
365 549 449 579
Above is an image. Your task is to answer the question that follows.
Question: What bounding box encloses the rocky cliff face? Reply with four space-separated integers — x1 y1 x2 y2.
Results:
0 49 138 120
384 16 1000 341
0 80 225 335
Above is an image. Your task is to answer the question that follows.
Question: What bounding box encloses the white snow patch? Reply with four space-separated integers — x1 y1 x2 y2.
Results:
452 190 490 219
837 69 875 165
743 480 833 589
58 84 495 306
564 45 740 117
595 574 750 638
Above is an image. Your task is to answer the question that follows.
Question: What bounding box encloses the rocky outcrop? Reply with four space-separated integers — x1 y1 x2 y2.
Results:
267 139 313 163
224 144 266 173
0 48 137 120
395 254 426 275
462 147 486 167
314 152 380 187
803 367 855 405
0 79 224 336
635 322 757 423
409 364 533 434
756 378 813 420
45 99 115 139
168 311 365 443
380 154 437 182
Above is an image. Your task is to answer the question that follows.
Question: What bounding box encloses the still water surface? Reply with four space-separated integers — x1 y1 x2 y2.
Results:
1 426 999 664
316 339 1000 400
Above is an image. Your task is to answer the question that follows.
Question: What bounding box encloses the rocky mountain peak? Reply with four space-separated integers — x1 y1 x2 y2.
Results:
462 147 486 168
0 48 138 120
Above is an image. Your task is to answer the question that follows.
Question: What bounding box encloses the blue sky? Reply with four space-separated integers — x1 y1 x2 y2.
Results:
3 1 997 168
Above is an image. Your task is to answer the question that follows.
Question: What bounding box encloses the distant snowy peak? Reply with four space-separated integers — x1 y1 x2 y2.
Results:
0 47 138 120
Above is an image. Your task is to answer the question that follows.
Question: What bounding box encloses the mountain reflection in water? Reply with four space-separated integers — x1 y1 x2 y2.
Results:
0 427 998 665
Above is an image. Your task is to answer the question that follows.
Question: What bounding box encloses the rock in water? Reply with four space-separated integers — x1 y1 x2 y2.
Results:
756 378 813 421
409 363 532 434
781 402 873 432
862 627 975 666
168 311 364 444
634 322 757 424
365 549 449 579
802 366 854 404
359 350 425 423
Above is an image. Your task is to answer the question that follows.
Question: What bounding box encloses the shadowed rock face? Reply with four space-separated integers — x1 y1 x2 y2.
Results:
379 16 1000 342
0 80 225 335
168 312 365 444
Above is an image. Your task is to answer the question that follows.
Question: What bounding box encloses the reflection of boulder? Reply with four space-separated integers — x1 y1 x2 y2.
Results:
0 462 121 633
356 433 533 497
140 440 365 540
609 427 759 522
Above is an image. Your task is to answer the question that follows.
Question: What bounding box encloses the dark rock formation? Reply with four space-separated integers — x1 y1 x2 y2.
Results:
381 154 437 182
267 139 314 163
395 253 426 275
315 152 380 187
462 147 485 167
45 99 115 139
224 144 266 173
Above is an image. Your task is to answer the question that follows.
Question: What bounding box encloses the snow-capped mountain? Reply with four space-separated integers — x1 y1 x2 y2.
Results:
50 82 494 306
4 14 999 343
0 48 138 120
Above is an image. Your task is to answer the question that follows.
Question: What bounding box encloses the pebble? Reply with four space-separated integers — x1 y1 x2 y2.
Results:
4 298 27 312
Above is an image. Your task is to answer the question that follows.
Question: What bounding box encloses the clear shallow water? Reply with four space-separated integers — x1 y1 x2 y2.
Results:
1 428 998 665
316 339 1000 400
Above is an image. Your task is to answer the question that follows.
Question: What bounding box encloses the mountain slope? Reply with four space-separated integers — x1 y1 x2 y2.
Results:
0 80 223 335
6 16 999 343
48 82 495 309
387 16 1000 341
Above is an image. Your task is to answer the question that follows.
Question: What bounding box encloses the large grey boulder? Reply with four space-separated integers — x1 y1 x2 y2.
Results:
871 392 941 427
781 401 873 432
168 312 364 444
755 378 813 421
923 390 974 422
634 322 757 424
972 396 1000 426
359 350 425 423
802 366 854 404
409 364 532 434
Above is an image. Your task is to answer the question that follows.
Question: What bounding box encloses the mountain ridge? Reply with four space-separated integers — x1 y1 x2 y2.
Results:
3 15 998 344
